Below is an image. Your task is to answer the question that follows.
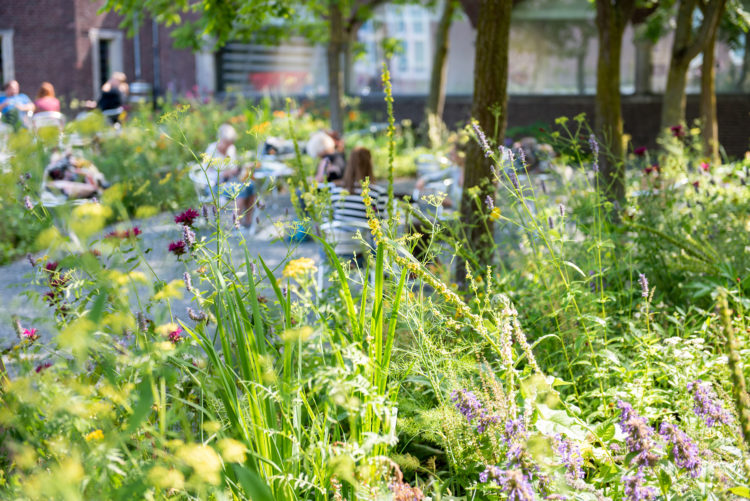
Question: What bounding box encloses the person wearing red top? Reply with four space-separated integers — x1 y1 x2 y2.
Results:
34 82 60 113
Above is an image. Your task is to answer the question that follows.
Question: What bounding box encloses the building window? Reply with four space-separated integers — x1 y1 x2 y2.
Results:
0 29 14 85
88 29 124 97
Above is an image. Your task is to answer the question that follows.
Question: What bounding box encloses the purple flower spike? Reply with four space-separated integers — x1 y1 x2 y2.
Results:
659 423 701 477
638 273 649 298
480 467 535 501
472 122 492 158
617 401 660 468
451 389 499 433
687 380 732 427
623 468 657 501
589 134 600 173
554 435 583 481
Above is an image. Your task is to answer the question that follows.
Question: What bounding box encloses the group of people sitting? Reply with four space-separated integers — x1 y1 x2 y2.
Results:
0 72 129 131
197 124 387 234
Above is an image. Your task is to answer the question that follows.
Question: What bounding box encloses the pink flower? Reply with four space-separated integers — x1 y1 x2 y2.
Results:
700 162 710 172
168 241 186 256
22 328 38 340
35 362 53 373
634 146 647 156
106 226 143 239
645 164 660 175
670 125 685 138
44 261 59 273
168 326 183 344
175 209 199 227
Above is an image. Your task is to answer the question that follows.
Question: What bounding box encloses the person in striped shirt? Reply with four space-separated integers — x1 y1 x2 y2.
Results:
326 146 387 225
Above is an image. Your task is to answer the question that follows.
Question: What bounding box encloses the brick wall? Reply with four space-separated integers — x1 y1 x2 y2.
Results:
355 94 750 157
0 0 196 106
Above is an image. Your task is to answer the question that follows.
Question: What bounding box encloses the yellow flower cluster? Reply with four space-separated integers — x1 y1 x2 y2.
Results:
84 429 104 441
282 257 317 279
489 207 502 221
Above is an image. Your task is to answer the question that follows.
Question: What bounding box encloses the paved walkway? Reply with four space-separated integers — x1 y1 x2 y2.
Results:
0 194 317 347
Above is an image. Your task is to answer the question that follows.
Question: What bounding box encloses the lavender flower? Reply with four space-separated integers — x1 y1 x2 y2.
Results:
24 196 33 210
548 216 554 229
507 169 520 191
554 435 583 481
617 400 659 467
479 467 535 501
472 122 492 158
485 195 495 210
517 147 527 167
182 225 196 248
451 389 499 433
638 274 649 298
687 380 732 427
559 204 565 217
187 307 207 322
623 469 656 501
183 272 193 292
232 211 240 229
27 253 36 268
659 422 701 477
589 134 600 173
201 203 209 220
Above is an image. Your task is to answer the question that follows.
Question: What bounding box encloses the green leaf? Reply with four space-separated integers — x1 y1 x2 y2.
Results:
730 487 750 499
127 378 154 433
232 464 274 501
595 423 615 442
658 469 672 496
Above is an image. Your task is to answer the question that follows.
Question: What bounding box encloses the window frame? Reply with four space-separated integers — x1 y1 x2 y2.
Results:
88 28 124 97
0 29 14 85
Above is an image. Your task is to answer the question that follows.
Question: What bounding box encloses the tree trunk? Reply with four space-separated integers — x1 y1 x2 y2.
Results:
634 36 653 95
661 0 726 130
457 0 511 286
426 0 456 144
327 1 345 133
735 30 750 91
595 0 633 206
700 25 719 163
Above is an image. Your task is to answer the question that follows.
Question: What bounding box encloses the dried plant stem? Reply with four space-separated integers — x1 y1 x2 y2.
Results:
719 293 750 477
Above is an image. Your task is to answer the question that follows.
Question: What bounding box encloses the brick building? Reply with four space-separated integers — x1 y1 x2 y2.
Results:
0 0 198 105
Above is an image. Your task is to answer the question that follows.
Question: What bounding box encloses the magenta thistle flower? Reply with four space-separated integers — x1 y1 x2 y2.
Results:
175 208 200 227
168 326 183 344
22 328 38 340
44 261 59 273
35 362 53 373
659 422 701 477
670 125 685 138
168 240 186 256
634 146 647 156
106 226 142 239
687 380 732 427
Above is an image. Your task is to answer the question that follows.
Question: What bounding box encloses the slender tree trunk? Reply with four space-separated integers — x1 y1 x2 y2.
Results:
327 1 345 133
634 36 653 95
700 26 720 163
457 0 511 286
595 0 633 206
661 0 726 130
426 0 456 146
662 56 691 128
736 30 750 90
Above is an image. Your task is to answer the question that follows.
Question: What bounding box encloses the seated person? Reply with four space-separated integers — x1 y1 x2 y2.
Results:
414 145 465 209
203 124 255 227
306 130 346 183
97 72 127 122
327 146 386 225
34 82 61 113
0 80 35 129
45 152 107 199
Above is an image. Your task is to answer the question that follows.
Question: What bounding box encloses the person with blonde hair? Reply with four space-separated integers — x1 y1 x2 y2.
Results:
202 123 256 228
306 130 346 183
34 82 60 112
97 72 127 122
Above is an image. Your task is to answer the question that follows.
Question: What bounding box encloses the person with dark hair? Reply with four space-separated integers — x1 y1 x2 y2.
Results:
97 72 127 122
327 146 386 223
34 82 61 112
0 80 34 129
